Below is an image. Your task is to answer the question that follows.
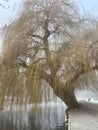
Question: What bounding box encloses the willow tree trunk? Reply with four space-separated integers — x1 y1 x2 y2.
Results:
60 90 79 109
53 87 79 109
50 76 80 109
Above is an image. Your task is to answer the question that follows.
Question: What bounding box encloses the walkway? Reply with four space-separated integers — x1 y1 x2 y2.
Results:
68 101 98 130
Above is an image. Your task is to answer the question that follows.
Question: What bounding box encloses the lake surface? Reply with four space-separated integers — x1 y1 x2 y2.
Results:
0 102 67 130
0 90 96 130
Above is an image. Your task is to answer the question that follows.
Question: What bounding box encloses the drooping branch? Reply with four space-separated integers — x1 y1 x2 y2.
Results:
64 62 98 90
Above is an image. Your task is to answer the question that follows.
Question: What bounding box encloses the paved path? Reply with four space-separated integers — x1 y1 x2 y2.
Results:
68 101 98 130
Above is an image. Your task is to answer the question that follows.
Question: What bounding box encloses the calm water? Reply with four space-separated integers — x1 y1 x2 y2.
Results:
0 102 67 130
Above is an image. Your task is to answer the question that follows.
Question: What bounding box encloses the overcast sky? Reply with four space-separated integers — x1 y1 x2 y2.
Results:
0 0 21 27
75 0 98 16
0 0 98 27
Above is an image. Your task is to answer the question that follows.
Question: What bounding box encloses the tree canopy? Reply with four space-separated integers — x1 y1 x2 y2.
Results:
0 0 98 109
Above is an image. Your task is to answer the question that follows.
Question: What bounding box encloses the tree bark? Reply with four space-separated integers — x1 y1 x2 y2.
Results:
54 88 80 109
41 72 79 109
52 81 79 109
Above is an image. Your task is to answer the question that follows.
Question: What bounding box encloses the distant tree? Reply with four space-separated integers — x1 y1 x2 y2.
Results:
1 0 98 109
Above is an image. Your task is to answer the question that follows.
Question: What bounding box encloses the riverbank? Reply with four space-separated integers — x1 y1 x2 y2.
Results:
67 101 98 130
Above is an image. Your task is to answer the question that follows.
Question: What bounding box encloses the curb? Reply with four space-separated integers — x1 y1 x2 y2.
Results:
65 109 71 130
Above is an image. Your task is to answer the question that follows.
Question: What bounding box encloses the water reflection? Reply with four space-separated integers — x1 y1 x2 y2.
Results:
0 102 67 130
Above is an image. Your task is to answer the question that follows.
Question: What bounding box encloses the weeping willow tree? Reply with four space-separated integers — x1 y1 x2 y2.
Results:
1 0 98 109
